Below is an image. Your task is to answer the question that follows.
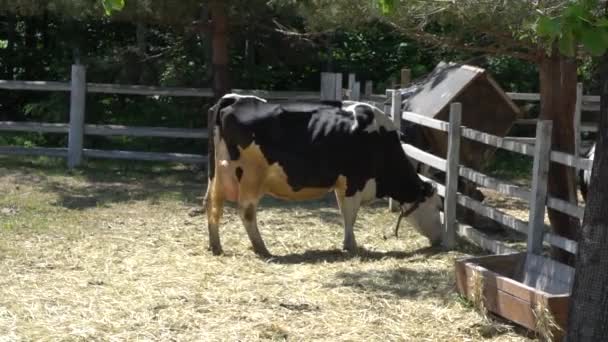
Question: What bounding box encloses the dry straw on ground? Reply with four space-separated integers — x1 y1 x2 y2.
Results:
0 158 536 341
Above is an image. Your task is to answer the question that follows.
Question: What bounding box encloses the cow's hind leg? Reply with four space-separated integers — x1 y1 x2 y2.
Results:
237 172 271 257
206 176 225 255
335 190 362 253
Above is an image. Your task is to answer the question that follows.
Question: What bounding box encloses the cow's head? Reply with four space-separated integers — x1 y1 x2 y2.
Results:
399 181 443 246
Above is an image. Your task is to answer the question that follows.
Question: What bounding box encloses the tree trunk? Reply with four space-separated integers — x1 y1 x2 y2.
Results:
209 0 230 98
566 52 608 342
538 47 580 264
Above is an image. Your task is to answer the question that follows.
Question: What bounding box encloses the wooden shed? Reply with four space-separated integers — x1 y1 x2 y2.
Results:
401 62 521 170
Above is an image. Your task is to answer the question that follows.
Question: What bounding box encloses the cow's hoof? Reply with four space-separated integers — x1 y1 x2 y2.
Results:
209 246 224 256
342 245 358 255
254 249 272 259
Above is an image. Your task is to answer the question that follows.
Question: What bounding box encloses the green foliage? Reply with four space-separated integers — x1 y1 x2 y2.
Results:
535 0 608 56
101 0 124 15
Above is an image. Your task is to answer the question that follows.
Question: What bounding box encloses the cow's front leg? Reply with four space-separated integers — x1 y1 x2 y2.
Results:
335 190 362 253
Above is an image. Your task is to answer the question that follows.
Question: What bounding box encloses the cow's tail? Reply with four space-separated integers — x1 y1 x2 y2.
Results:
203 103 218 212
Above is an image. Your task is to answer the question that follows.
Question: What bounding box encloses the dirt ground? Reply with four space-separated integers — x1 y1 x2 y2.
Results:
0 157 537 341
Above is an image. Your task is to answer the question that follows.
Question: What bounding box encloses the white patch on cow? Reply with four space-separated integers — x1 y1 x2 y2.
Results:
402 193 443 245
337 192 362 252
342 101 396 133
359 178 378 204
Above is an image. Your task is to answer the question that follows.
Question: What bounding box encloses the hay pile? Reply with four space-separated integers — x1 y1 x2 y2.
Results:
0 159 534 341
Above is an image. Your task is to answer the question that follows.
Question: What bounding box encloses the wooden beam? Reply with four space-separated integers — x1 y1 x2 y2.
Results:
402 144 447 172
402 111 450 132
526 120 552 256
443 103 462 249
0 146 68 158
0 121 69 134
458 166 531 202
389 90 403 212
84 125 208 139
461 128 535 156
67 64 86 169
83 149 206 164
456 223 519 255
457 194 529 234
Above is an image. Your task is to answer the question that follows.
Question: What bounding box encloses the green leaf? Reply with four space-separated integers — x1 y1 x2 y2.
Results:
558 30 576 57
536 16 560 40
580 26 608 56
377 0 395 15
102 0 125 15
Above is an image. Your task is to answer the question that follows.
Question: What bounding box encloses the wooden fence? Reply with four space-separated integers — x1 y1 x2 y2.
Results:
386 91 590 258
0 66 352 168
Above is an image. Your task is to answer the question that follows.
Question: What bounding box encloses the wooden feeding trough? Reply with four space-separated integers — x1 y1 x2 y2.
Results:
452 118 578 341
455 252 574 340
400 62 521 170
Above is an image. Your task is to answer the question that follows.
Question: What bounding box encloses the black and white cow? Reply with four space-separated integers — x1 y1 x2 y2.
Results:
579 143 595 201
204 94 443 257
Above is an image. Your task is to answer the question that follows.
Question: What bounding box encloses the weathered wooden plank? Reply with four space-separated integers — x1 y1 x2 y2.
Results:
402 111 450 132
0 121 69 133
456 223 519 255
503 137 536 145
232 89 320 100
83 149 206 164
457 194 529 235
581 123 598 132
402 144 447 172
400 68 411 88
506 92 540 101
0 80 70 92
543 232 578 255
574 82 583 176
458 166 531 201
550 150 593 170
67 65 86 169
84 125 208 139
524 254 575 294
0 146 68 158
87 83 214 97
547 196 585 220
389 91 403 212
582 95 600 102
443 103 462 249
527 120 552 256
321 73 336 101
461 128 535 156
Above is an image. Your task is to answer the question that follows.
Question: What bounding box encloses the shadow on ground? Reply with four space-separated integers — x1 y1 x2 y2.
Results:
268 246 442 265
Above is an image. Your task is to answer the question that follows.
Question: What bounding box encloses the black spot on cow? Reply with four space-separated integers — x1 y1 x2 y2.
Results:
236 167 243 181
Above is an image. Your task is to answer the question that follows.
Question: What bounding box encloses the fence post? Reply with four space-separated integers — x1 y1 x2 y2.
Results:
389 90 403 212
526 120 553 256
347 73 356 100
334 72 343 100
400 68 411 88
67 64 86 169
574 82 583 160
364 81 373 97
321 72 336 101
443 102 462 249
